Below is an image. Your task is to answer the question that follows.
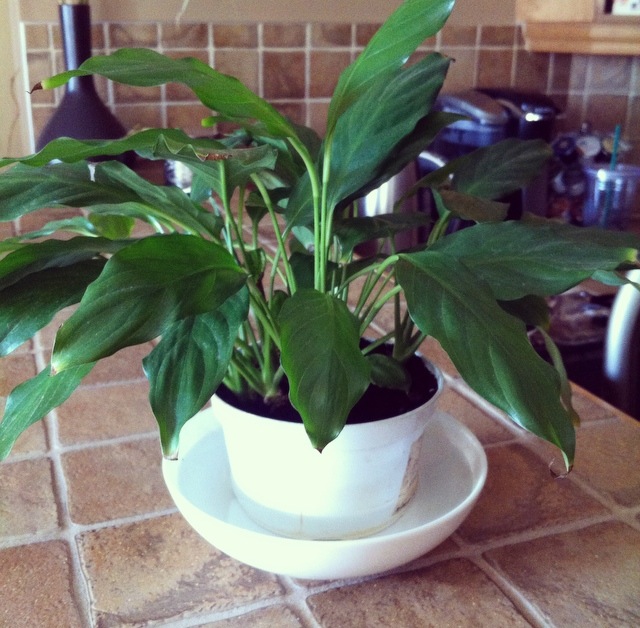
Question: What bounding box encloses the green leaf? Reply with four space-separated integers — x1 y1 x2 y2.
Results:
438 189 509 223
0 260 106 356
327 53 451 212
0 160 219 236
0 237 123 291
0 364 94 460
430 221 640 300
327 0 455 134
451 138 553 200
143 288 250 458
367 353 411 392
36 49 297 139
334 213 432 256
51 234 247 371
397 250 575 469
278 290 371 450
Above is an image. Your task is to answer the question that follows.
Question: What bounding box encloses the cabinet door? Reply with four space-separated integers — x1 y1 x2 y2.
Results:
516 0 595 22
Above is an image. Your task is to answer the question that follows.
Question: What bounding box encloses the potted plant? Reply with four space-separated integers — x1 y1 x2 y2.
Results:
0 0 638 542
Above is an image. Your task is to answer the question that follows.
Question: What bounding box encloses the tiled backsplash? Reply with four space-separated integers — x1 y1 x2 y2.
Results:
24 21 640 163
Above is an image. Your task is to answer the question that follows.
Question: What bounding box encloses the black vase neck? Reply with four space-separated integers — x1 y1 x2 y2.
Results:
60 2 96 93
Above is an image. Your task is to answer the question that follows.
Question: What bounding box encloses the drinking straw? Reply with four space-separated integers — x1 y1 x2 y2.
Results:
600 124 621 228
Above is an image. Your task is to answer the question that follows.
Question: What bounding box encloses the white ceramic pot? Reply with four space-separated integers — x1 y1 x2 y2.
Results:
215 361 443 540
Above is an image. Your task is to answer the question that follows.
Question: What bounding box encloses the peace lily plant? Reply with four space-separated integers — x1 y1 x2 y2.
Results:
0 0 638 474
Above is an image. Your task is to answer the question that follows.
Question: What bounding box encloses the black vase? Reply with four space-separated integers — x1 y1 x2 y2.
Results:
36 2 128 153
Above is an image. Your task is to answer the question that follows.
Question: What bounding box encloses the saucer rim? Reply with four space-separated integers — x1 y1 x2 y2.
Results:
162 408 487 579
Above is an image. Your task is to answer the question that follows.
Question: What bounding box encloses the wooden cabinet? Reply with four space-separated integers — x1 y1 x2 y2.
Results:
516 0 640 55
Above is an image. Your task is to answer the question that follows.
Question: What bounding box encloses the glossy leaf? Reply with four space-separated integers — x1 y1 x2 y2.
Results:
430 221 640 300
327 53 451 213
278 290 371 451
0 261 106 356
397 250 575 468
0 364 94 460
143 288 250 458
0 237 122 290
0 160 218 236
36 49 297 139
52 234 247 371
327 0 455 133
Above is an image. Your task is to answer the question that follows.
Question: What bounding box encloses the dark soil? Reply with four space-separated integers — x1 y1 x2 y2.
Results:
217 349 439 425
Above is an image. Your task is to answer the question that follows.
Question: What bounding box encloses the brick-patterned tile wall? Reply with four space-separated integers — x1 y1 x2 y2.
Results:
23 20 640 163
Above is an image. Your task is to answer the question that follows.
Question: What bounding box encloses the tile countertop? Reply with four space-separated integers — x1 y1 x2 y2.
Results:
1 191 640 627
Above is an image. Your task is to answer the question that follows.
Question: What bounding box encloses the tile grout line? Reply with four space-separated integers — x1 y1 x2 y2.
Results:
31 332 95 627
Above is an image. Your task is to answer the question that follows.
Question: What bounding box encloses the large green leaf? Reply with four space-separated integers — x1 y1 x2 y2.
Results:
0 160 219 236
35 49 297 139
327 53 451 213
0 260 106 356
327 0 455 133
278 290 371 451
143 288 250 458
0 364 94 460
430 221 640 300
451 138 552 199
396 250 575 468
0 237 123 290
51 234 247 371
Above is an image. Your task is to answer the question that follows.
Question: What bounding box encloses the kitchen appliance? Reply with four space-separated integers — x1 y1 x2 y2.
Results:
432 88 560 216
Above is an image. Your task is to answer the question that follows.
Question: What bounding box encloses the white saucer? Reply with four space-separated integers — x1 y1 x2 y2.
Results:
162 408 487 580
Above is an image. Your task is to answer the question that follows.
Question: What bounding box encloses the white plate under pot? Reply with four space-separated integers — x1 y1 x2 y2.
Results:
162 408 487 580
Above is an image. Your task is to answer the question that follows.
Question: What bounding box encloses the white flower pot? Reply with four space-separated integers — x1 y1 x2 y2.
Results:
215 361 444 540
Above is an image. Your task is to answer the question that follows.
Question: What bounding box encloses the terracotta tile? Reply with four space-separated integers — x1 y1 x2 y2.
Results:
0 221 14 239
214 25 258 48
7 421 48 458
572 419 640 507
571 387 621 422
312 23 352 48
308 101 330 136
437 388 514 445
550 53 573 93
0 541 83 628
0 353 38 397
272 102 306 127
355 24 381 47
62 438 171 525
114 103 163 132
78 513 284 625
25 24 50 50
263 52 306 100
307 559 529 627
51 23 104 50
161 23 209 49
441 48 477 93
588 55 633 92
215 49 260 94
31 106 57 143
477 49 514 89
440 24 477 47
79 342 153 386
569 54 590 91
113 81 162 104
166 103 216 136
418 336 458 378
109 23 159 48
513 50 550 93
0 458 58 537
201 606 304 627
486 521 640 626
310 51 351 98
457 444 608 544
585 94 629 135
480 26 516 47
263 24 306 48
56 381 156 445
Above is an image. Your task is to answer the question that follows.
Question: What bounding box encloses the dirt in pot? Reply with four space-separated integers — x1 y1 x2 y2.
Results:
217 348 439 425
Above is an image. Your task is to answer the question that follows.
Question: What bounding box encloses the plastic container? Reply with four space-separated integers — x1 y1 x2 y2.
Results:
583 164 640 229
